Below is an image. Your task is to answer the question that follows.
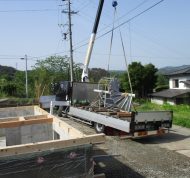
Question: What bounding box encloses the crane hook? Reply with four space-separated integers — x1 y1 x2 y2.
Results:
112 1 118 8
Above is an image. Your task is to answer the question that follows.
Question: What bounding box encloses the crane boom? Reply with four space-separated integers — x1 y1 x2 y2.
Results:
81 0 104 82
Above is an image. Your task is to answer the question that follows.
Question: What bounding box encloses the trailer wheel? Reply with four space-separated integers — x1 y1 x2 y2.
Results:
94 123 105 133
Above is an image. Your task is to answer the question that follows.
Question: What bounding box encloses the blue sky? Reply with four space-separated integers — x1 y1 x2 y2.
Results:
0 0 190 71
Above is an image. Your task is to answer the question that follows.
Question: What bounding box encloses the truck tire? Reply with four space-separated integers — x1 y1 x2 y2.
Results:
57 106 63 117
94 123 105 133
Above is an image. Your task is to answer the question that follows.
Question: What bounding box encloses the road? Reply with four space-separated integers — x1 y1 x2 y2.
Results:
59 116 190 178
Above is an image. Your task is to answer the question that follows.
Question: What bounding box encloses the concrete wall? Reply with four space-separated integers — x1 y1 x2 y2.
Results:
151 98 164 105
151 97 175 105
5 123 53 146
53 123 71 140
151 97 190 105
167 98 175 105
0 128 5 137
0 106 35 119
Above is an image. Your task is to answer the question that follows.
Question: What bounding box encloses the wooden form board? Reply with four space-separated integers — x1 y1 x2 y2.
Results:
0 117 53 128
0 134 105 157
117 112 132 118
0 113 53 128
0 117 20 122
24 114 48 120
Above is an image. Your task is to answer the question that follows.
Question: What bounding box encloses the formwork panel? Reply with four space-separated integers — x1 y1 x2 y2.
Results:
0 106 105 177
0 144 93 178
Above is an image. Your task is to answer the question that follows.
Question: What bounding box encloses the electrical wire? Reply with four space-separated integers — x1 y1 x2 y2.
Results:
0 9 57 13
73 0 149 48
73 0 164 51
97 0 165 43
0 0 58 1
2 0 164 62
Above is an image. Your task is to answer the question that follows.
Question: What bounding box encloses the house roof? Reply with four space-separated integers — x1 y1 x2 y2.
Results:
165 67 190 76
150 89 190 98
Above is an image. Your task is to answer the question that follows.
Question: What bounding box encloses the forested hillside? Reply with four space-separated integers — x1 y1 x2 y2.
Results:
0 56 171 99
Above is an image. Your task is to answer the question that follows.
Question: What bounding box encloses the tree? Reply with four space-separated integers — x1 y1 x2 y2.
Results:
120 62 144 97
14 71 26 97
155 73 169 91
32 56 69 98
143 64 158 97
32 55 83 98
0 56 83 98
120 62 158 98
89 68 109 82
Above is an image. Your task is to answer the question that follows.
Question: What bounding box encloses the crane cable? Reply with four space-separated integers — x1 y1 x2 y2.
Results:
107 2 117 73
116 9 133 95
108 1 133 95
115 7 137 112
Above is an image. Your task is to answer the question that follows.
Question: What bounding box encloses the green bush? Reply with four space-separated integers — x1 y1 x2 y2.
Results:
155 85 169 92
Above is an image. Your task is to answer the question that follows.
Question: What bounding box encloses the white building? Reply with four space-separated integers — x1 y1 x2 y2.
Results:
151 67 190 105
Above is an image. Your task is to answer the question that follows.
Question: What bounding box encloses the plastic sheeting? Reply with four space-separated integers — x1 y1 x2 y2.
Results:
0 144 93 178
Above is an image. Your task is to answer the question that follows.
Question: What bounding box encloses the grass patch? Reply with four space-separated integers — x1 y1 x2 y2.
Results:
134 101 190 128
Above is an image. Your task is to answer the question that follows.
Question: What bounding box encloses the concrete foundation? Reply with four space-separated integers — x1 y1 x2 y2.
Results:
5 123 53 146
0 106 35 118
0 106 105 178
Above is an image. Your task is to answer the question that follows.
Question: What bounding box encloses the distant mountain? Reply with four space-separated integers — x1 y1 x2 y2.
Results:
158 65 190 75
0 65 17 78
109 70 125 74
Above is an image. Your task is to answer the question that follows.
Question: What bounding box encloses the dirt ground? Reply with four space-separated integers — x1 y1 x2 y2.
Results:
60 116 190 178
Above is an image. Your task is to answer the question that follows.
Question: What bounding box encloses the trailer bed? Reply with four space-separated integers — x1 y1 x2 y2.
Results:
69 106 173 136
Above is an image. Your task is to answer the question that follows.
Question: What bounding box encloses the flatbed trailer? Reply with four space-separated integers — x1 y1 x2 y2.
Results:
42 81 173 137
69 106 173 137
67 82 173 137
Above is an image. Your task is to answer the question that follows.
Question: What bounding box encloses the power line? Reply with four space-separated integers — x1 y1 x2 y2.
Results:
0 9 57 13
22 0 165 61
2 0 164 62
73 0 165 51
73 51 190 59
0 54 189 60
74 0 91 12
73 0 149 48
30 50 70 60
0 0 58 1
97 0 165 42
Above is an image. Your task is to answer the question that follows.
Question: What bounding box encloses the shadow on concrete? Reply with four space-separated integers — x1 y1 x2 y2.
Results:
133 132 190 145
93 149 144 178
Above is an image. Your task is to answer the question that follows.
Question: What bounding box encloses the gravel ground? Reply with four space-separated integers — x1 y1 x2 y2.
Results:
60 116 190 178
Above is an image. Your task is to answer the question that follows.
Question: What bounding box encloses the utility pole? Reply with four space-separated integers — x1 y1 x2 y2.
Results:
61 0 77 82
68 0 74 82
21 55 28 98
